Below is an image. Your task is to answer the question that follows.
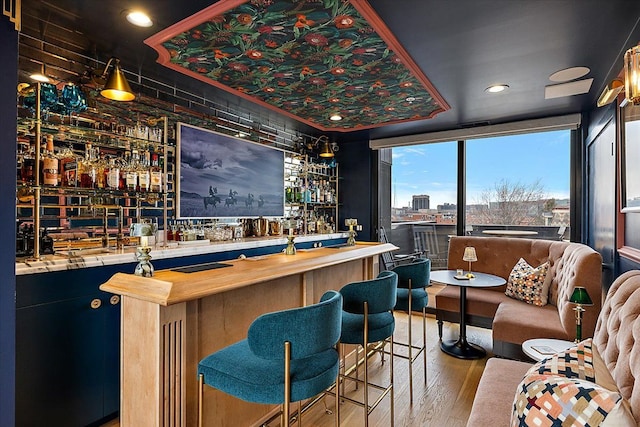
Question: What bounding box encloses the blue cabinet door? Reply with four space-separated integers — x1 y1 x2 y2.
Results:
16 295 106 427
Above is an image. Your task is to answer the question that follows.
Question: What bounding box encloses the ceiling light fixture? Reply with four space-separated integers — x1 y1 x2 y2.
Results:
624 43 640 105
319 140 334 158
485 84 509 93
126 10 153 27
329 114 343 121
29 73 50 83
99 57 135 101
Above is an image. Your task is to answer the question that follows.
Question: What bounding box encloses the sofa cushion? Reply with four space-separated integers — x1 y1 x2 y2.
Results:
447 236 603 345
492 299 569 344
592 270 640 423
466 357 532 427
528 338 595 382
435 285 512 318
505 257 550 306
512 373 635 427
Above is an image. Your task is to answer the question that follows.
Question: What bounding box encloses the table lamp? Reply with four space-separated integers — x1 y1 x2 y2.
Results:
463 246 477 278
130 222 156 277
283 219 297 255
345 218 358 246
569 286 593 342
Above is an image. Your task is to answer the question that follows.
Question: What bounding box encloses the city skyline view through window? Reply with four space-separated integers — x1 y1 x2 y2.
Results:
391 130 571 229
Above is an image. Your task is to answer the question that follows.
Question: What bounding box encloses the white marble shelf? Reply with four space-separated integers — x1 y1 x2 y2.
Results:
16 233 347 275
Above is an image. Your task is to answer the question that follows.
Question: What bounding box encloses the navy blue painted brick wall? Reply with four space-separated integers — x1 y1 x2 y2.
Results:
0 18 18 427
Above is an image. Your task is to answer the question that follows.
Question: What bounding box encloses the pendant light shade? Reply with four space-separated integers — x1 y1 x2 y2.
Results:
319 140 334 158
100 58 135 101
624 43 640 105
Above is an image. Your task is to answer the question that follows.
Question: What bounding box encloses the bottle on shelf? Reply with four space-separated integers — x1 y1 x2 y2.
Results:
95 149 107 189
149 147 163 193
20 142 36 185
59 143 78 187
125 148 139 192
106 157 121 190
79 143 96 188
137 147 150 193
41 134 59 186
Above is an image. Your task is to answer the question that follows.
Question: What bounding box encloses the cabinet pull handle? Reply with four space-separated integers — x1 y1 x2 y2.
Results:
90 298 102 309
110 295 120 305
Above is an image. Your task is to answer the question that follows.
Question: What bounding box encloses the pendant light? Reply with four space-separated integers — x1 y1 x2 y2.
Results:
100 57 135 101
319 140 334 158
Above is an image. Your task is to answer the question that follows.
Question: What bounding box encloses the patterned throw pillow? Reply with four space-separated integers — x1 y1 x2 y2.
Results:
505 258 550 306
528 338 595 382
511 375 631 427
512 339 637 427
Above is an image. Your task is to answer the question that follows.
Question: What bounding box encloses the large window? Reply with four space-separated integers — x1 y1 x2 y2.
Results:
391 142 457 269
390 129 572 268
466 130 571 239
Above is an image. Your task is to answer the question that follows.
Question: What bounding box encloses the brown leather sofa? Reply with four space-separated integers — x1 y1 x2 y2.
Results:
466 270 640 426
436 236 602 359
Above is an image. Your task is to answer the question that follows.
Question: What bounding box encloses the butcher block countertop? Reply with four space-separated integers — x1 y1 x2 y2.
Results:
100 242 397 306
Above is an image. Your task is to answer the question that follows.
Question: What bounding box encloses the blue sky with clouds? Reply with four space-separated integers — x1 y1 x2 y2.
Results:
391 130 571 208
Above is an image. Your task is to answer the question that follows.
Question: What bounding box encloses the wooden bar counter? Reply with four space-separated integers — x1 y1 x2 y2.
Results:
100 242 397 427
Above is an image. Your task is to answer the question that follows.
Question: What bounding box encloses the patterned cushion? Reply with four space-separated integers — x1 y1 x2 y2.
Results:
505 258 550 306
511 374 632 427
512 339 636 426
528 339 595 382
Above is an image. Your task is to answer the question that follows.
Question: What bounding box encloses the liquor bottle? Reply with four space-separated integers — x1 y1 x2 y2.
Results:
137 148 150 193
20 143 36 185
149 147 162 193
42 134 59 186
319 179 325 203
59 143 78 187
79 143 96 188
95 149 107 189
126 148 139 192
107 158 121 190
285 186 293 203
120 148 130 191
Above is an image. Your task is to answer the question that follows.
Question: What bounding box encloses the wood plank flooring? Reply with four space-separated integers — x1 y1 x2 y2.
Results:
102 308 494 427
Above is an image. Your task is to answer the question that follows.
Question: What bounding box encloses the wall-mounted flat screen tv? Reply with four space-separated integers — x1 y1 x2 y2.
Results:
176 123 284 218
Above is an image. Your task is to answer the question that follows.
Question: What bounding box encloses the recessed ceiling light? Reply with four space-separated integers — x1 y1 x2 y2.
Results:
485 84 509 93
29 73 50 82
549 66 590 83
126 10 153 27
329 114 343 121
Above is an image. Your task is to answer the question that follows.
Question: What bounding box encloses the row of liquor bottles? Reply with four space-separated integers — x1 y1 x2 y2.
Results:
160 213 336 244
282 208 336 235
285 177 336 205
18 134 168 193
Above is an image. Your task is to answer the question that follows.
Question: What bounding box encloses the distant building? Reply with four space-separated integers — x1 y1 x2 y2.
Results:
438 202 456 212
412 194 430 211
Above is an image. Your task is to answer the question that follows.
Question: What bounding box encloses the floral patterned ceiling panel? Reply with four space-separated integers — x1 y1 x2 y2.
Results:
145 0 449 132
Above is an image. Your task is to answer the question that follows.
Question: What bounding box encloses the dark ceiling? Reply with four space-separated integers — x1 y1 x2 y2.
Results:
21 0 640 141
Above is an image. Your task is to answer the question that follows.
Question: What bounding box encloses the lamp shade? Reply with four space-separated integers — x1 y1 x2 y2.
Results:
624 43 640 105
462 246 477 262
100 58 135 101
319 140 334 157
569 287 593 305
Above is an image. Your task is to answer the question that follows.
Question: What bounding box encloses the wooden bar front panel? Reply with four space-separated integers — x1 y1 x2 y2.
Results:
107 245 390 426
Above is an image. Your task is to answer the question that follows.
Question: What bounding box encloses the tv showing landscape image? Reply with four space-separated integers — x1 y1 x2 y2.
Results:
176 123 285 218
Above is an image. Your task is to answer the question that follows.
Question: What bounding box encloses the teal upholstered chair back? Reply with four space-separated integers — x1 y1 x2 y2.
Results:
248 290 342 360
393 258 430 289
340 270 398 314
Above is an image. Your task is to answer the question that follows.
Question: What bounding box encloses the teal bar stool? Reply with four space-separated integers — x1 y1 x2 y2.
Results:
197 290 342 427
339 270 397 427
391 258 431 403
